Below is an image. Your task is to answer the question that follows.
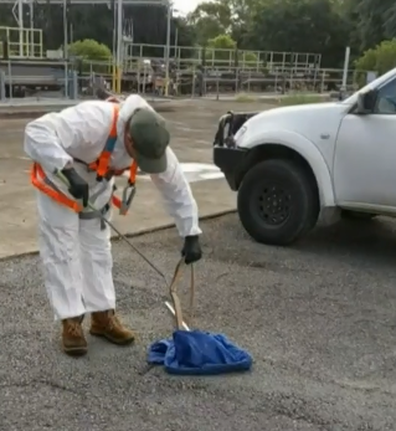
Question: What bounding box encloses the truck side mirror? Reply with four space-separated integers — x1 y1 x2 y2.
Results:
356 89 378 114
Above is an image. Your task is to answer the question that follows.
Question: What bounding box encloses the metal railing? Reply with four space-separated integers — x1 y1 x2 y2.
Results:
0 57 370 102
123 43 322 71
0 26 44 59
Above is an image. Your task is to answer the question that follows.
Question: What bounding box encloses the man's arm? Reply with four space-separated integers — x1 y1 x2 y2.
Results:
24 116 73 173
149 147 202 238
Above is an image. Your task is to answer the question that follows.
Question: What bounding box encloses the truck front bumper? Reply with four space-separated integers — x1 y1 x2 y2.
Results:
212 111 249 191
213 146 247 191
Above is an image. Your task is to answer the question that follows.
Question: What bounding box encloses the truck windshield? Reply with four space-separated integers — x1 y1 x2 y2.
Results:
343 68 396 104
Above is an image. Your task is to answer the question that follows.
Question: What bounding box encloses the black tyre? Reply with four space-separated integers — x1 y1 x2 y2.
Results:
341 210 376 221
237 158 319 245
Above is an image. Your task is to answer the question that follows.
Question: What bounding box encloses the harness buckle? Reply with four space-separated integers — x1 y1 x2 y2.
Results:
120 182 136 215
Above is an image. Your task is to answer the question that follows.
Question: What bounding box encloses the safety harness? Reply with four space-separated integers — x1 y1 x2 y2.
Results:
31 103 138 219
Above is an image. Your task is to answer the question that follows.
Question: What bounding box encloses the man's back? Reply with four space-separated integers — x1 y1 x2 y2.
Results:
28 100 113 165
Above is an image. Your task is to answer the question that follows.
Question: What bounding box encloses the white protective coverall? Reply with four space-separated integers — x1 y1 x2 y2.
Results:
24 95 202 321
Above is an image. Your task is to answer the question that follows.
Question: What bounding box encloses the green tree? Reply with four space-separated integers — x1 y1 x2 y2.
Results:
205 34 258 67
247 0 349 67
353 39 396 87
68 39 112 61
226 0 263 47
343 0 396 52
188 1 231 45
0 3 196 55
188 0 260 46
2 0 396 72
205 34 235 65
355 39 396 75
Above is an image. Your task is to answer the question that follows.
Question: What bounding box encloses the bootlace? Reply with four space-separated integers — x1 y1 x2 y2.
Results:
108 313 121 331
66 321 83 338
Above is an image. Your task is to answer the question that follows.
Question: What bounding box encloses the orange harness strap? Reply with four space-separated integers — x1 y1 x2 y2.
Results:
88 103 138 186
128 162 138 184
112 195 122 209
89 104 120 179
31 163 83 212
31 102 138 215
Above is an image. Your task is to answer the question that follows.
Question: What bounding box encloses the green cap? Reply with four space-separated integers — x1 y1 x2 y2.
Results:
128 108 170 174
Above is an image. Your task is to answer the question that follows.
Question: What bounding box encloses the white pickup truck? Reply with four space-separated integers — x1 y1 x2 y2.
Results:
213 68 396 245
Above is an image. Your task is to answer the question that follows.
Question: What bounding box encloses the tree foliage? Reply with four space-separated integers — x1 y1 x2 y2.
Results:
205 34 257 66
355 40 396 75
188 1 231 45
248 0 350 67
0 0 396 73
68 39 112 61
343 0 396 52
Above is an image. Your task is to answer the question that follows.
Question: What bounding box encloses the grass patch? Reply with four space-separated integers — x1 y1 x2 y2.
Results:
234 92 258 102
219 92 329 105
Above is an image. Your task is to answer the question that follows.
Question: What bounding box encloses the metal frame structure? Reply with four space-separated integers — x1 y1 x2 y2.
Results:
0 0 172 93
125 43 322 72
0 25 43 57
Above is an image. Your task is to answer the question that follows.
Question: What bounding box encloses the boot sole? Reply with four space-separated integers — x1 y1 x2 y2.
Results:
89 330 135 345
63 346 88 356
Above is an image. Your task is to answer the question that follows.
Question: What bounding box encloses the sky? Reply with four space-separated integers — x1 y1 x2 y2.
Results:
173 0 204 15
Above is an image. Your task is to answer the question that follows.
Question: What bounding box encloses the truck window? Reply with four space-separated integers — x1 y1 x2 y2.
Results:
375 78 396 114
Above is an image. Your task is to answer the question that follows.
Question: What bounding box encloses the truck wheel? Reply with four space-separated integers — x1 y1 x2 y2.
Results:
237 159 319 245
341 210 376 221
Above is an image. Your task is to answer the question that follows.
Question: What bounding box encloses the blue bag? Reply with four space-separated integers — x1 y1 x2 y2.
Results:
148 259 253 375
148 330 253 375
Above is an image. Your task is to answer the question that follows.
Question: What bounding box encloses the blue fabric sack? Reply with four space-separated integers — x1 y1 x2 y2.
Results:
148 329 253 375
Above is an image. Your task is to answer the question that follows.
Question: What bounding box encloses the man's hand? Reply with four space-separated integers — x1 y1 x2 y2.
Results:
181 235 202 265
61 167 89 207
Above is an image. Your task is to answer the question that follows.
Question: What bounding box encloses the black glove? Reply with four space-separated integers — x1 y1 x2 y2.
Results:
181 235 202 265
61 167 89 207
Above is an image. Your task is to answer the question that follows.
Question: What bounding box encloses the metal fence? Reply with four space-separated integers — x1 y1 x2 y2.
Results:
124 43 322 71
0 58 370 102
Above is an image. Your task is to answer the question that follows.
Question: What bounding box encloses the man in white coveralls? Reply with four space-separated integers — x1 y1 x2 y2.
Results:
24 94 202 357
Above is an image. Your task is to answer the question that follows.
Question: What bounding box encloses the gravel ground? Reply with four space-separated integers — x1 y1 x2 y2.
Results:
1 213 396 430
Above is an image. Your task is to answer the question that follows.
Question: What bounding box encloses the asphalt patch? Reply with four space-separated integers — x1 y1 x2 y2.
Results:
1 214 396 430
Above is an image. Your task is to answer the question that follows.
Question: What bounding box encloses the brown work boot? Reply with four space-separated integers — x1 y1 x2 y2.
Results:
61 316 87 356
90 310 136 345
